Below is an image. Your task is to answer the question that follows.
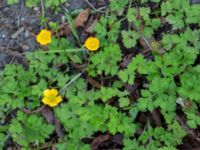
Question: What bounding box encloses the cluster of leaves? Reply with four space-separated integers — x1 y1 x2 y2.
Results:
7 0 68 9
1 0 200 150
9 111 54 148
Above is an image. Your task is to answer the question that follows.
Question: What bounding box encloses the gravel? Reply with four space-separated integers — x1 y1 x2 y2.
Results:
0 0 86 70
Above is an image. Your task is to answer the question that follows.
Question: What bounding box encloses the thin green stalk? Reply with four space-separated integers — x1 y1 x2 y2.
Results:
128 0 133 30
23 48 85 55
59 72 83 94
40 0 45 17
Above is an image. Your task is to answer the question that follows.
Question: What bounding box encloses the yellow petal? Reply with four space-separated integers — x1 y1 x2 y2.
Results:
43 89 51 97
42 97 51 105
36 29 52 45
55 95 62 103
84 37 100 51
47 101 59 107
51 88 58 96
42 97 59 107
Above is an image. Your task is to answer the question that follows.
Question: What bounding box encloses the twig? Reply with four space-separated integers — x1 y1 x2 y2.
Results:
84 0 97 11
95 6 106 12
9 56 16 64
175 115 200 142
23 105 45 114
17 2 24 27
141 36 153 50
0 46 24 58
0 46 29 68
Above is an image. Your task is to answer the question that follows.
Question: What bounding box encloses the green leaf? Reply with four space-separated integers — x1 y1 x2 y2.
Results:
118 55 145 84
110 0 129 11
127 8 137 23
65 13 80 45
119 97 130 108
7 0 18 5
0 133 6 149
88 44 122 77
140 7 150 20
158 146 177 150
9 112 54 147
25 0 39 7
187 120 197 129
121 30 139 48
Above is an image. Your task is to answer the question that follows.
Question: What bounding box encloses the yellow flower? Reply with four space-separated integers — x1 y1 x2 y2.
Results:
42 88 62 107
84 37 100 51
36 29 52 45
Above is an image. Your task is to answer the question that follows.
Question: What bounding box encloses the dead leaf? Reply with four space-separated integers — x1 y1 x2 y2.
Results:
111 134 123 145
151 109 162 126
138 37 151 50
41 106 64 138
91 134 111 150
74 9 90 27
59 9 90 36
120 54 133 68
86 75 101 89
85 16 98 33
41 106 54 123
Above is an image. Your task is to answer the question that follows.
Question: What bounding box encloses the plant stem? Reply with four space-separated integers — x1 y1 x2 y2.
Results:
59 72 83 94
23 48 85 55
40 0 45 17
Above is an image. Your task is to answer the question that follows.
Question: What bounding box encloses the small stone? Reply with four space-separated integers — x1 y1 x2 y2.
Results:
24 30 30 37
61 15 65 23
176 97 185 107
2 34 6 38
11 27 24 39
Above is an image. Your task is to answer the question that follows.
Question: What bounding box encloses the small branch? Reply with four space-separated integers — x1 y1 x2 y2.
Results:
0 46 24 58
23 105 45 114
0 46 29 69
84 0 97 11
140 36 153 50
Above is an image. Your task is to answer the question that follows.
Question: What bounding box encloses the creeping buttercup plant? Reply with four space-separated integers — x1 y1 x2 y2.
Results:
1 0 200 149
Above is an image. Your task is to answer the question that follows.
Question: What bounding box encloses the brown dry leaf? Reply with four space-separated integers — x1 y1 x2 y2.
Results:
85 16 98 33
41 106 55 123
111 134 123 145
139 38 148 49
91 134 111 150
74 8 90 27
86 75 101 89
41 106 64 138
120 54 133 68
59 9 90 36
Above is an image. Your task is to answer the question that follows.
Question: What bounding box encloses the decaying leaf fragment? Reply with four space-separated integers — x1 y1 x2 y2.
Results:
59 9 90 36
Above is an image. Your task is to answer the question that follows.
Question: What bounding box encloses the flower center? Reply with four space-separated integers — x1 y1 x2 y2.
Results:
48 96 56 101
90 42 97 47
41 34 49 41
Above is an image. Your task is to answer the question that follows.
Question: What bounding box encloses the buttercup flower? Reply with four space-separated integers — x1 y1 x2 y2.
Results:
36 29 52 45
84 37 100 51
42 88 62 107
